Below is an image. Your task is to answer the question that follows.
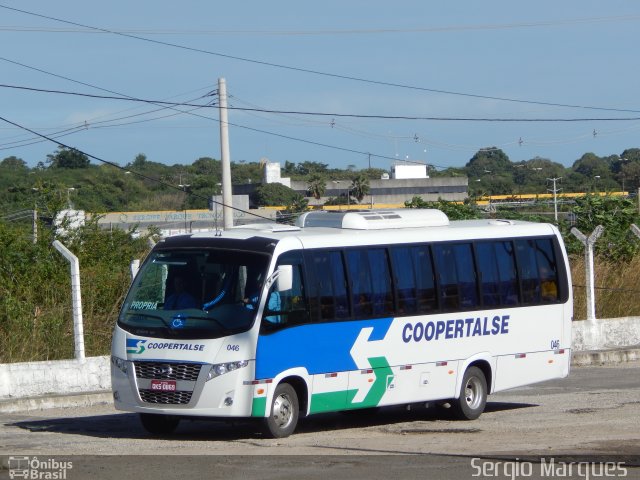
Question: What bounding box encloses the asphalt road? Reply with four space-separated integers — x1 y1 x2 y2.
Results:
1 362 639 480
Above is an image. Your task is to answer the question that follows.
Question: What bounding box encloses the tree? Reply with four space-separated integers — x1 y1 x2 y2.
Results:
251 183 300 207
190 157 220 177
1 156 27 170
283 160 296 175
614 150 640 192
512 158 565 194
404 197 481 220
571 153 612 180
307 174 326 200
46 147 90 169
295 161 329 176
350 174 370 203
231 161 262 185
619 161 640 192
279 194 309 223
129 153 148 169
465 148 512 178
620 148 640 163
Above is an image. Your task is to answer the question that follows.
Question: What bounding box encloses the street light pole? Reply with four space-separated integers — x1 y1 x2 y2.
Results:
333 180 341 210
547 177 562 222
179 183 190 232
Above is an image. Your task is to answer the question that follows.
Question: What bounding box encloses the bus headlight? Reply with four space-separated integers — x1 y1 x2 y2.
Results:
207 360 249 381
111 355 128 375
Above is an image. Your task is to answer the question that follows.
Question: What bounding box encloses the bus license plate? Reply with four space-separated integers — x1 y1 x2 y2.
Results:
150 380 176 391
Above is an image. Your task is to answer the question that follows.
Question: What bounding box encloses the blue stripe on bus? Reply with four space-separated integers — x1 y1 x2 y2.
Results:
255 318 393 379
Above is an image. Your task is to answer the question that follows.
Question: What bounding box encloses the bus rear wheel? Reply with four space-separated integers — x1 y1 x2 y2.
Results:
264 383 299 438
452 366 487 420
139 413 180 435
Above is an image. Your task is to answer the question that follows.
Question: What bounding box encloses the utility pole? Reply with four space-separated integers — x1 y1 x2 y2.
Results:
219 78 233 229
547 177 562 222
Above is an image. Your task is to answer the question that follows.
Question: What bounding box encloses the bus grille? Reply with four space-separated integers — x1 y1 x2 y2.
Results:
139 389 193 405
134 361 202 381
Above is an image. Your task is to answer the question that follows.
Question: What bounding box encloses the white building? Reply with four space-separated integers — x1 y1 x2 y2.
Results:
262 159 291 188
390 162 429 179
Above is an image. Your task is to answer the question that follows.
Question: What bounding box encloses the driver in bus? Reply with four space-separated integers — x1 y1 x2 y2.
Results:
164 276 197 310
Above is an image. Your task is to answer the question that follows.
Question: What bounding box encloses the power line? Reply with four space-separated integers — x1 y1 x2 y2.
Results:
0 57 218 110
0 81 606 171
2 15 640 36
1 4 638 115
4 83 640 121
0 78 436 167
0 81 562 171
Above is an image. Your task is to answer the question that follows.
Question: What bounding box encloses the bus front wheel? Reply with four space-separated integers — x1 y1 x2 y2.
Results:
264 383 299 438
139 413 180 435
452 366 487 420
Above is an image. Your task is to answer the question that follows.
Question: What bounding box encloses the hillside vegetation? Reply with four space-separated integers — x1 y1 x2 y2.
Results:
2 146 640 215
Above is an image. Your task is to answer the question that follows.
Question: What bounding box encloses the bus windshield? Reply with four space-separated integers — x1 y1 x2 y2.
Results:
118 248 270 339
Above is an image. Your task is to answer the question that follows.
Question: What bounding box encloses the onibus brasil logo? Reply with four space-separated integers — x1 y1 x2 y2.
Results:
8 456 73 479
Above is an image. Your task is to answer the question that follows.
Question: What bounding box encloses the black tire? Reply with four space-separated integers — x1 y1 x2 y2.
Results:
139 413 180 435
264 383 299 438
452 366 487 420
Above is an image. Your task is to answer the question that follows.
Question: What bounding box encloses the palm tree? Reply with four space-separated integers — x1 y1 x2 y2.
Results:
350 174 370 204
307 174 326 201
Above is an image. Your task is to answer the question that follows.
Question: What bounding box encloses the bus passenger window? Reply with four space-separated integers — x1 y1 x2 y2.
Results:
345 248 393 318
476 241 518 307
515 238 559 304
414 246 437 312
433 243 478 311
390 247 418 315
390 245 436 315
535 239 559 303
368 249 393 316
309 251 349 322
346 250 373 317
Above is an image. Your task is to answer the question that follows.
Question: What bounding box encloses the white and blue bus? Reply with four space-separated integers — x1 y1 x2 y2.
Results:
111 209 572 437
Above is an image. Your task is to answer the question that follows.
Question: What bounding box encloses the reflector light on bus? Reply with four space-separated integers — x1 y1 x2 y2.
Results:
243 379 273 385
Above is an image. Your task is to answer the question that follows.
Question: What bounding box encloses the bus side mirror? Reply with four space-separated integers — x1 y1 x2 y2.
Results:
276 265 293 292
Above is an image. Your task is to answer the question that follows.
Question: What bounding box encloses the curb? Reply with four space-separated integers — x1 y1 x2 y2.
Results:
0 391 112 414
571 347 640 366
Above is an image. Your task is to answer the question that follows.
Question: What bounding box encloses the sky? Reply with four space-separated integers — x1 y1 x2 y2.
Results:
1 1 639 173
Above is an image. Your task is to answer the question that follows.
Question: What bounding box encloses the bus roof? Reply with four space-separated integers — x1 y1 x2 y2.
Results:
160 210 560 252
